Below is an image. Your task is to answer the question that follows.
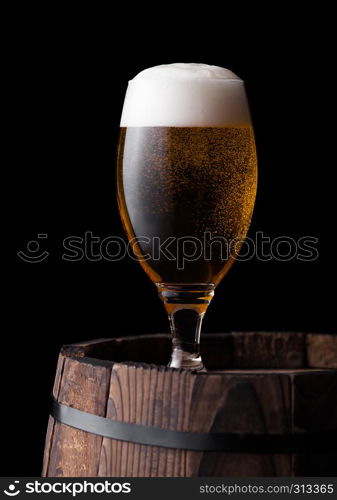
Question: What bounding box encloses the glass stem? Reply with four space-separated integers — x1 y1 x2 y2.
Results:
157 283 215 371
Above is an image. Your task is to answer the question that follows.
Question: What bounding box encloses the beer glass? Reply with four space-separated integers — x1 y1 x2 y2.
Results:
117 63 257 370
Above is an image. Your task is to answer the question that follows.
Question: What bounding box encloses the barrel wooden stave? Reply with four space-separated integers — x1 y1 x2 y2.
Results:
43 332 337 477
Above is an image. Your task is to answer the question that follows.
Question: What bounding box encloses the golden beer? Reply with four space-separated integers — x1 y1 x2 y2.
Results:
117 126 257 285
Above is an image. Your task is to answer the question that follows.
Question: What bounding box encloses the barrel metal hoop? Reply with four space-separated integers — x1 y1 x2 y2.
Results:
51 397 337 453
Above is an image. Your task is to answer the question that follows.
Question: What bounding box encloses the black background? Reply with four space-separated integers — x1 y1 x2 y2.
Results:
5 6 335 475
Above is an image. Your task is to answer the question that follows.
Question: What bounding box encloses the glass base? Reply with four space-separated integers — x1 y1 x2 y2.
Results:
168 346 206 371
157 283 215 372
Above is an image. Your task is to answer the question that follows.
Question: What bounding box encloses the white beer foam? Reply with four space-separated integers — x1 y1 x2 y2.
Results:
120 63 251 127
133 63 240 80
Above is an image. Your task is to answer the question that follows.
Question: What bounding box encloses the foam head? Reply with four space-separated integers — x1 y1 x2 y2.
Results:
120 63 251 127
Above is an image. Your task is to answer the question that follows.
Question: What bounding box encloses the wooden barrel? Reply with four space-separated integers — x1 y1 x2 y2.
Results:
43 332 337 477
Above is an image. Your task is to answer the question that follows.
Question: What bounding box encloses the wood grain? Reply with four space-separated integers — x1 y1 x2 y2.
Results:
233 331 306 368
43 356 111 477
191 374 291 476
43 332 337 477
307 334 337 369
41 354 65 477
292 370 337 475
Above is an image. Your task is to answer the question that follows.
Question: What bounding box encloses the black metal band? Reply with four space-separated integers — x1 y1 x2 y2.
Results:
51 398 337 453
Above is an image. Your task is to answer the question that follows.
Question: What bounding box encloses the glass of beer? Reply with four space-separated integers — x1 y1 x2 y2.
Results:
117 63 257 370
